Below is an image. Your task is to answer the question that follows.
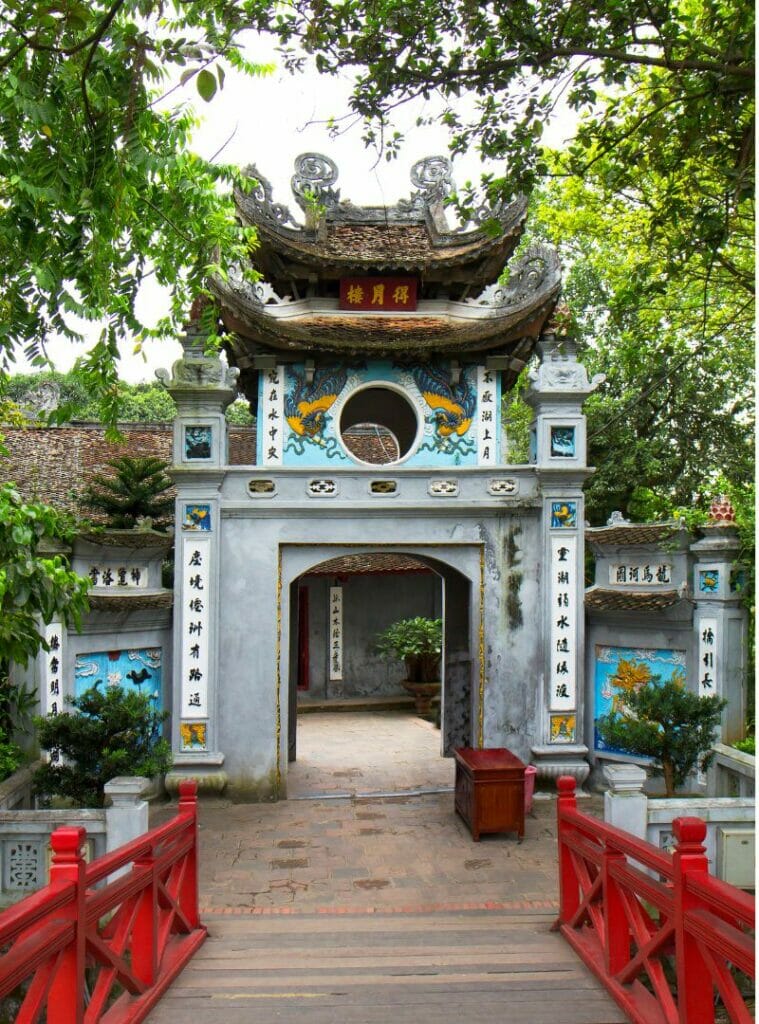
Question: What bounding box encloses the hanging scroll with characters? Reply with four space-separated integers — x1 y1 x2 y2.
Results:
329 587 343 681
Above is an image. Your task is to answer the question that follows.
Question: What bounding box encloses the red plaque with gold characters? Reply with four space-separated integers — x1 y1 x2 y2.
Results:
339 277 418 311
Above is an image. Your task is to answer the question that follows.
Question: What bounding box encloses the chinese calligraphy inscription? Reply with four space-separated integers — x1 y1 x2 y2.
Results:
550 535 577 711
698 617 718 698
329 587 343 682
181 535 210 718
476 366 498 466
261 365 286 465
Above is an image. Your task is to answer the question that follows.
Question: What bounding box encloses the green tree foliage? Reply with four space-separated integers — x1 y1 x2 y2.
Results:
0 481 89 735
596 677 727 796
33 684 172 807
2 370 253 424
0 1 270 422
275 0 753 266
82 455 173 529
524 174 754 525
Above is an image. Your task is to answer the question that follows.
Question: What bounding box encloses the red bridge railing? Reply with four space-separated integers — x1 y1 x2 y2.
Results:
556 776 755 1024
0 779 206 1023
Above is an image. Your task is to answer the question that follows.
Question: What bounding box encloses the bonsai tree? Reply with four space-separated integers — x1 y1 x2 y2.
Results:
82 455 173 530
596 675 727 796
374 617 443 682
33 683 172 807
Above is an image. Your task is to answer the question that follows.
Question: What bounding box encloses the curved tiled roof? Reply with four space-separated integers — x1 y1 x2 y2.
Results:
585 587 686 611
586 523 684 546
305 554 434 576
87 590 174 611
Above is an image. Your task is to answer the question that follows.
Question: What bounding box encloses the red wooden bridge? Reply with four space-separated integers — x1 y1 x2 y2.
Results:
0 777 752 1023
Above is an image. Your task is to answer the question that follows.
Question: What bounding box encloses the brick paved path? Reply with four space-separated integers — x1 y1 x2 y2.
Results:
146 712 625 1022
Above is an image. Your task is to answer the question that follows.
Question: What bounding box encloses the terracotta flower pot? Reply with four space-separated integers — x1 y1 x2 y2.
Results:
401 680 441 717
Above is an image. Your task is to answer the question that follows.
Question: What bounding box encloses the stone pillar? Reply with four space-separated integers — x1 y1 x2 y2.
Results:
157 325 239 795
690 497 749 744
104 776 150 854
526 333 604 786
602 764 647 839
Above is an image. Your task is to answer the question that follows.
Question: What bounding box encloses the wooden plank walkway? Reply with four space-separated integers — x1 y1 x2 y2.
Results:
147 908 628 1023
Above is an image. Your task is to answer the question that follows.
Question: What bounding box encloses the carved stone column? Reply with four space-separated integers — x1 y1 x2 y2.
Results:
526 333 604 786
690 497 749 744
157 327 239 795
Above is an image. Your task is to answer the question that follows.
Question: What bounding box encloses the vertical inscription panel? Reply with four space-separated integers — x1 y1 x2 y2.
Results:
549 534 577 711
180 534 210 719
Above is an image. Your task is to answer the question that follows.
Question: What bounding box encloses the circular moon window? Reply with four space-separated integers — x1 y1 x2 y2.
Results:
339 386 419 465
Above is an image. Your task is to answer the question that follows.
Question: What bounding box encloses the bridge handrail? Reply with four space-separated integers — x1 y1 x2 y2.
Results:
0 779 205 1023
556 776 755 1024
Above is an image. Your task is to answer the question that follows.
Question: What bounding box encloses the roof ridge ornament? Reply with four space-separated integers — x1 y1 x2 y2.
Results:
399 156 455 211
470 243 561 308
291 153 341 213
240 163 297 227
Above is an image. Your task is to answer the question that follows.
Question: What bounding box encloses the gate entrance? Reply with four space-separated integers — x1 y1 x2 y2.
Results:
284 549 475 796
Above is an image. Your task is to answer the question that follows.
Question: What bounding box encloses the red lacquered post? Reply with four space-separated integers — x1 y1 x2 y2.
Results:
602 843 629 975
48 826 86 1024
178 779 200 929
557 776 579 924
132 844 158 986
672 816 713 1024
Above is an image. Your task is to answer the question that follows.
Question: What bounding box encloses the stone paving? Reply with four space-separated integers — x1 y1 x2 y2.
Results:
152 710 600 915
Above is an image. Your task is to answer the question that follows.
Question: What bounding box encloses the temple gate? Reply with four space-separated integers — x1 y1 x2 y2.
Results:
160 154 603 799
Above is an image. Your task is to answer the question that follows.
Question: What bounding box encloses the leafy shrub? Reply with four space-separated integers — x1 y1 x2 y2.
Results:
0 731 23 782
33 684 172 807
374 617 442 682
82 455 173 530
597 676 727 796
731 736 755 756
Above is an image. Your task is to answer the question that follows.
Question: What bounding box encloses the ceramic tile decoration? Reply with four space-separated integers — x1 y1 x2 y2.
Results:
180 721 207 751
184 425 212 460
550 713 576 743
593 645 686 754
699 568 719 593
74 648 162 711
182 503 211 531
551 501 577 529
550 426 576 458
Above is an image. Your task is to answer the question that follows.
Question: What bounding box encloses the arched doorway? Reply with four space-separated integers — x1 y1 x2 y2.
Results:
284 549 474 794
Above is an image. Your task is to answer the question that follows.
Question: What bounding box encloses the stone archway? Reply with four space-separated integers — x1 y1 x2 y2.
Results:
279 544 480 795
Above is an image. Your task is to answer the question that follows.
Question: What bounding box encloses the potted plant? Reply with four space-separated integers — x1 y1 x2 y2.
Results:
374 617 443 716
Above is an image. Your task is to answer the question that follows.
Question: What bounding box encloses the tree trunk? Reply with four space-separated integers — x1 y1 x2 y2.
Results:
662 760 676 797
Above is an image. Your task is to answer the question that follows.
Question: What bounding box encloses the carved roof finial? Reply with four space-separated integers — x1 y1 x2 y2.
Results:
708 494 737 525
291 153 340 213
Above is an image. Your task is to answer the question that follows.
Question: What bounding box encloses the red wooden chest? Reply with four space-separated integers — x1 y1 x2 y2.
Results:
454 747 526 841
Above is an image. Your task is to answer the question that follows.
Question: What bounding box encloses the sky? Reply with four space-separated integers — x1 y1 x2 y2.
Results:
29 31 577 384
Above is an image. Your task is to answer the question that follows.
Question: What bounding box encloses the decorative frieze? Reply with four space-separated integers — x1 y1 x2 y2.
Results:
429 479 459 496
